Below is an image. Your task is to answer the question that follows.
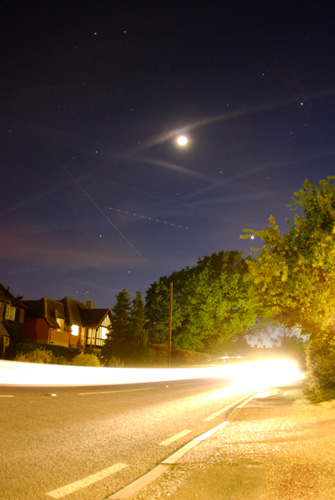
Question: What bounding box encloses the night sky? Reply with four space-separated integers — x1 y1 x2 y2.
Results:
1 1 335 307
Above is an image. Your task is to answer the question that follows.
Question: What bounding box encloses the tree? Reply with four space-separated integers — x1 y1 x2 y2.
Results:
128 291 154 363
102 288 153 364
102 287 131 360
130 291 147 346
145 250 257 353
241 177 335 392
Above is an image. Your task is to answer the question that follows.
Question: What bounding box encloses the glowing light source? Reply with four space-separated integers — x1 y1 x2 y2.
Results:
219 359 302 388
176 135 188 147
71 325 79 336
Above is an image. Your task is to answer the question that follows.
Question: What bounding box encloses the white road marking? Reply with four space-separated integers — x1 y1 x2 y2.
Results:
46 463 128 498
159 429 192 446
108 390 263 499
78 387 153 395
203 390 260 421
161 441 198 464
108 465 170 499
194 421 229 441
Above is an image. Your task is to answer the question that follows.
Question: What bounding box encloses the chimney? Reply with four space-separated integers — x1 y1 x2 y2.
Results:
85 301 95 309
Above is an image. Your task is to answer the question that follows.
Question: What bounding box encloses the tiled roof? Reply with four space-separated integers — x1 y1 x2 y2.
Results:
0 282 26 307
24 298 65 328
24 296 111 329
80 308 110 328
60 297 85 327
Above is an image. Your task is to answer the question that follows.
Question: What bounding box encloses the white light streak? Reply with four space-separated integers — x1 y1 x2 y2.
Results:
0 359 302 388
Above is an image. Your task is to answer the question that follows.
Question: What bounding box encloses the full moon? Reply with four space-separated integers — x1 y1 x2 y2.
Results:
176 135 188 146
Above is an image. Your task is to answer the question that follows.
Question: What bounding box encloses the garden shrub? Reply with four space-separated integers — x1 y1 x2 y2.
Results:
15 343 76 362
14 348 55 364
103 356 124 367
72 352 101 367
305 334 335 401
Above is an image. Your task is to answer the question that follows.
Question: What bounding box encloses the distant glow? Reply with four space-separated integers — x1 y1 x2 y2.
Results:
176 135 188 146
220 359 302 387
0 358 302 387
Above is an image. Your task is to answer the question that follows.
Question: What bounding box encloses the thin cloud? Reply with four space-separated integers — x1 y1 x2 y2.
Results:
132 88 335 152
0 224 147 272
123 154 215 182
184 149 335 201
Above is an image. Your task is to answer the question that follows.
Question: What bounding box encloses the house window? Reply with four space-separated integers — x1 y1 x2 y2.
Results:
86 328 95 345
5 305 16 321
71 325 79 336
56 318 64 332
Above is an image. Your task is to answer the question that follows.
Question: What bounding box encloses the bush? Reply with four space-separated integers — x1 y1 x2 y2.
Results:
15 343 76 362
305 333 335 401
72 352 101 367
122 346 156 367
52 355 69 365
149 343 217 366
14 348 55 364
103 356 124 367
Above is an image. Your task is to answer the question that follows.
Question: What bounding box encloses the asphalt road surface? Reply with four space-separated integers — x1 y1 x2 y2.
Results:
1 378 258 500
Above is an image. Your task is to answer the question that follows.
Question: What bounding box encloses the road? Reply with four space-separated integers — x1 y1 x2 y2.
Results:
0 377 258 500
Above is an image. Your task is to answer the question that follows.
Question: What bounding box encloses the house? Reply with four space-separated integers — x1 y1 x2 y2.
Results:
0 283 26 358
24 297 112 349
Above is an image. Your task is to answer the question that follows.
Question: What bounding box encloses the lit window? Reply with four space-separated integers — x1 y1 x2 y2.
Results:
5 305 16 321
87 328 94 345
101 327 108 340
56 318 64 332
71 324 79 336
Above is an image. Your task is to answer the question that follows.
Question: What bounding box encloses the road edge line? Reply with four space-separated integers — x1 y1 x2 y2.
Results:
107 389 263 499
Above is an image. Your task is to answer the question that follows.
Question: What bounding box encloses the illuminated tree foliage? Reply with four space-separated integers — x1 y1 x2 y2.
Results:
145 250 257 353
242 177 335 392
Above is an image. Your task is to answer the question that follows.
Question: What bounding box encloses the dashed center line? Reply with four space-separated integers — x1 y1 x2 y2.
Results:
46 463 128 498
0 394 14 397
159 429 192 446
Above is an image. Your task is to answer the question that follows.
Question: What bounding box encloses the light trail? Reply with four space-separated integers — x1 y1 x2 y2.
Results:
0 358 303 388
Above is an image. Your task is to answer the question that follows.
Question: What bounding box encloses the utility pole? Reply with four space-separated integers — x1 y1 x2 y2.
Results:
168 282 173 367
